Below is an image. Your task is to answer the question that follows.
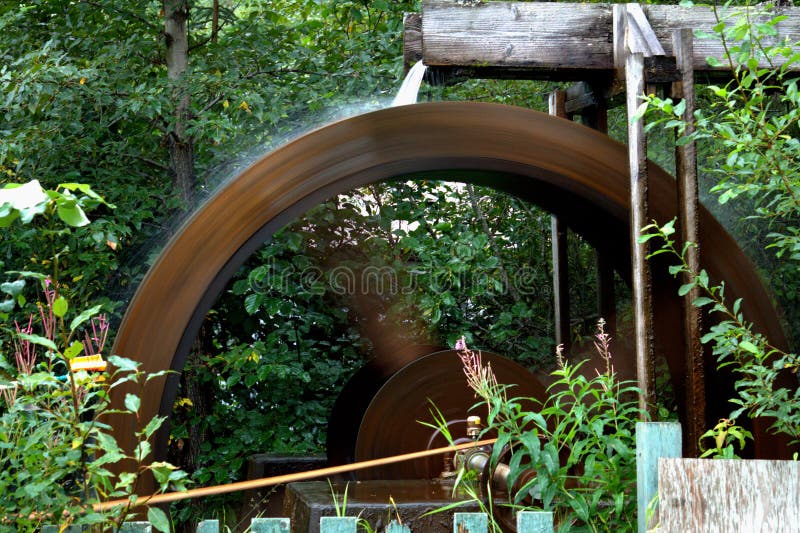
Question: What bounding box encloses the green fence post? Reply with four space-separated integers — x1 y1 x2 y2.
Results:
250 517 290 532
197 519 220 532
385 520 412 533
319 516 358 533
119 522 152 533
517 511 554 532
636 421 682 533
453 512 488 533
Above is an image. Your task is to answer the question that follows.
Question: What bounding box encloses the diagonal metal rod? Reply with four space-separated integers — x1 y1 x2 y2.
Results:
94 438 498 511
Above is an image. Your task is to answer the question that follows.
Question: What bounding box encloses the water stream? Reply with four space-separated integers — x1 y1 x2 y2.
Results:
391 60 428 107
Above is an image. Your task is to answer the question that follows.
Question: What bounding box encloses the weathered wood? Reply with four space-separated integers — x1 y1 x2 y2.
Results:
517 511 554 532
454 512 488 533
672 28 705 459
596 250 616 333
625 50 655 419
319 516 358 533
626 3 666 57
636 422 682 533
403 13 423 74
659 458 800 532
419 1 800 80
251 517 291 532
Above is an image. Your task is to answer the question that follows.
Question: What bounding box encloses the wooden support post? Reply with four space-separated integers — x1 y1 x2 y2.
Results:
626 49 656 418
517 511 554 532
636 422 682 533
403 13 423 74
251 517 290 532
454 512 488 533
549 90 571 353
672 28 705 458
197 520 220 533
320 516 358 533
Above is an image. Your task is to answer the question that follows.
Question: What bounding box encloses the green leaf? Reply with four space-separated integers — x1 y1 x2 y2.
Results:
108 355 140 372
52 295 69 318
18 331 57 351
69 304 102 331
56 200 90 227
739 341 760 354
147 506 171 533
1 280 25 296
124 393 141 413
64 341 85 360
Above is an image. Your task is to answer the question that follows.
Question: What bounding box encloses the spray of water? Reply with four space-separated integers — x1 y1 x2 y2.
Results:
391 60 428 107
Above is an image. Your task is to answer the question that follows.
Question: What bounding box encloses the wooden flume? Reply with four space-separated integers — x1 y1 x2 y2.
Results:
94 437 498 511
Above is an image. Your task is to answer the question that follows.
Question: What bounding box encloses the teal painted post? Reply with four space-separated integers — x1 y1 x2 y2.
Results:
197 519 220 532
517 511 554 532
385 520 411 533
636 421 682 533
319 516 358 533
453 512 488 532
120 522 152 533
251 517 290 532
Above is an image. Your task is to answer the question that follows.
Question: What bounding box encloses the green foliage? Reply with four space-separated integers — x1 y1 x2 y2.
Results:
699 418 753 459
641 220 800 443
440 324 645 532
646 1 800 337
0 182 186 532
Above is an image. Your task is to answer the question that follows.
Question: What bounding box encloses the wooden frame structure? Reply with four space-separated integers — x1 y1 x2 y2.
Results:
404 0 800 455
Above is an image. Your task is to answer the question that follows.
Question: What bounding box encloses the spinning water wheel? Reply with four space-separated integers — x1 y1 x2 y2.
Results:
110 102 790 499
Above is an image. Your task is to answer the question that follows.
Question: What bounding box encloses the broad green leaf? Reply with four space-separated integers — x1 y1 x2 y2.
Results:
147 506 171 533
64 341 84 360
17 331 57 351
52 295 68 318
0 280 25 296
56 200 90 227
69 304 102 331
124 393 141 413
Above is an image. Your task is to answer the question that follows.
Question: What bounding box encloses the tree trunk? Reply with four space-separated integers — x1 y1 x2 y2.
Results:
164 0 195 205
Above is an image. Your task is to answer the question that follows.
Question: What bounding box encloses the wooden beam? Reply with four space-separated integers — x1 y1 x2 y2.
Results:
419 1 800 80
626 50 656 418
403 13 423 74
672 28 705 457
626 3 666 57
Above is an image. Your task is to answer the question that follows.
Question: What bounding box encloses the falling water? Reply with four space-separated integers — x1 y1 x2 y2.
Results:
391 60 428 107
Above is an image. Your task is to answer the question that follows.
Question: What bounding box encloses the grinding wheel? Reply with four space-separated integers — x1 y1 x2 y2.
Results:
355 350 547 480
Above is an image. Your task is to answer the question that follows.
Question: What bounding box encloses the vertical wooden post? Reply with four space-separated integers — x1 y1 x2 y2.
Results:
517 511 554 532
636 422 682 533
672 28 705 457
197 519 220 533
454 512 488 532
549 90 571 353
626 49 656 418
251 517 291 532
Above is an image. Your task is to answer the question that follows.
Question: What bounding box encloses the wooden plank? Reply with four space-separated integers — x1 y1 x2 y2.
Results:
319 516 358 533
251 517 291 532
517 511 554 532
453 512 488 533
404 13 423 74
659 458 800 532
625 49 655 419
197 519 220 533
419 1 800 79
672 28 705 458
636 422 682 533
626 3 666 56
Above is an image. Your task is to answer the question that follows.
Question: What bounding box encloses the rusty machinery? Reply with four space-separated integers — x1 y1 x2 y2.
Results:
107 103 793 521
